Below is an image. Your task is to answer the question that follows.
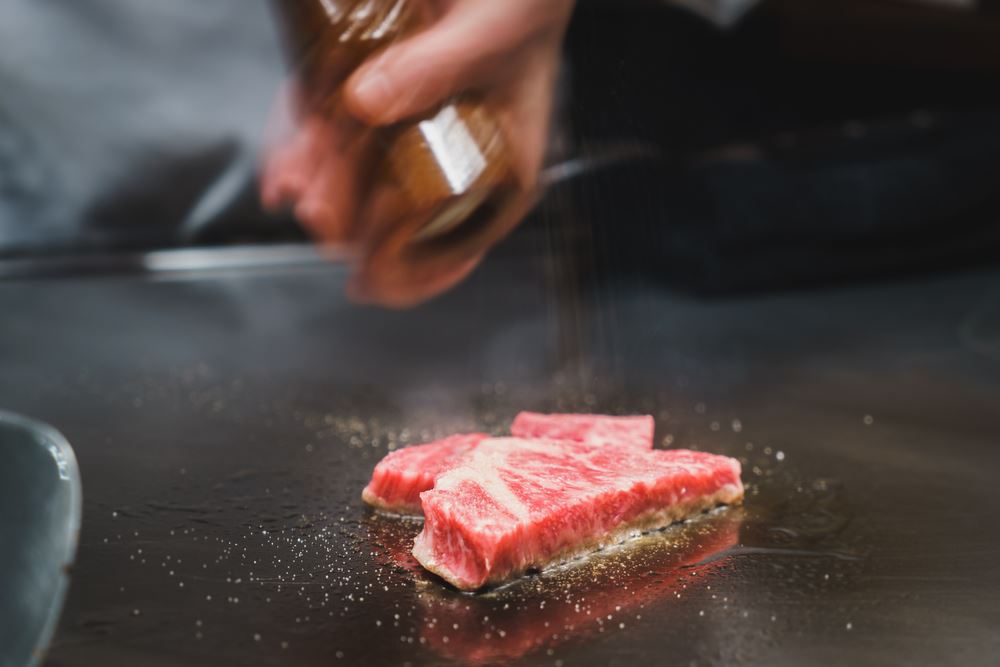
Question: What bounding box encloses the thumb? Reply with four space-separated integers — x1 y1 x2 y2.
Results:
343 6 527 125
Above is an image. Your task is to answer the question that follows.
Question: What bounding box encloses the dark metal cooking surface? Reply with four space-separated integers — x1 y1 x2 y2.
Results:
2 255 998 666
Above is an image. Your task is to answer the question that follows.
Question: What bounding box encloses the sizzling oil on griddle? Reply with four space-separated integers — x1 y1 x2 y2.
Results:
360 446 860 664
70 372 865 666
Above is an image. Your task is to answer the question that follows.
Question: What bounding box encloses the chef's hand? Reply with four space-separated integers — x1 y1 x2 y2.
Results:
261 0 575 307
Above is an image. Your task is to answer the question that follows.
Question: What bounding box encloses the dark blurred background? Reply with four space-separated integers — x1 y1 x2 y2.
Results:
3 0 1000 293
568 0 1000 293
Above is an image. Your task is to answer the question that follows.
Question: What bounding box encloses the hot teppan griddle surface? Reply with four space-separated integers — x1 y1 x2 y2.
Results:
3 257 998 666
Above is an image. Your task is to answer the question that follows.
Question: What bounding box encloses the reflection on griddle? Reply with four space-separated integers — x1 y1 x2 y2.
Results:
367 508 743 664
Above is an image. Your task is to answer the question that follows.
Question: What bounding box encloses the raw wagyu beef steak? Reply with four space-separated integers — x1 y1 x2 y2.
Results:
412 438 743 590
362 414 653 514
362 433 487 514
511 412 654 449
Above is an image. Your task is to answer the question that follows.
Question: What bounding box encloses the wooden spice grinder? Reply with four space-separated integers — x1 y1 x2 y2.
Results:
271 0 521 263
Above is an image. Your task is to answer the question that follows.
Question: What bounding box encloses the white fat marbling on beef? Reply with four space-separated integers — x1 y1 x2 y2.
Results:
415 438 744 590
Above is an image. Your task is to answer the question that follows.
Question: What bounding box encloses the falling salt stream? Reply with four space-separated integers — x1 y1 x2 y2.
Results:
532 163 861 578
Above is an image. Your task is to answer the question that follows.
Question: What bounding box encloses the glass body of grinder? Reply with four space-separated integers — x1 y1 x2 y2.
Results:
270 0 521 261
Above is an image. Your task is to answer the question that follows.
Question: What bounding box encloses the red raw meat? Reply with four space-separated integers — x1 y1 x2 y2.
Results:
362 433 487 515
367 507 742 665
363 413 653 515
511 412 654 449
418 511 741 664
413 438 743 590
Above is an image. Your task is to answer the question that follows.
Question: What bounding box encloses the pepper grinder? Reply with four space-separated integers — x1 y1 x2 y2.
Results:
271 0 519 251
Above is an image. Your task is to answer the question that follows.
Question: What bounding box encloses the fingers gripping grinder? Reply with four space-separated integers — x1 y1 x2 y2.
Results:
271 0 522 269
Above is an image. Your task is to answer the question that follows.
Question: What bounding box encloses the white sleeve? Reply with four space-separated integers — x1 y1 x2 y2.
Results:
665 0 761 28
